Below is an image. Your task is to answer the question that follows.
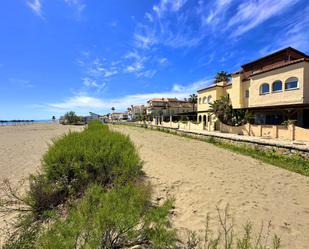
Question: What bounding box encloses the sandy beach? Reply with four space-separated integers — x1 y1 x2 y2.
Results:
113 125 309 249
0 123 83 245
1 123 309 248
0 123 83 183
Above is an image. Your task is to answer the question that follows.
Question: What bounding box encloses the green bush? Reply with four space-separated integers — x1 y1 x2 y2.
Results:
26 121 143 215
36 184 177 249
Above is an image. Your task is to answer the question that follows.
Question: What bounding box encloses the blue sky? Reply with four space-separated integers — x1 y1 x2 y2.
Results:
0 0 308 119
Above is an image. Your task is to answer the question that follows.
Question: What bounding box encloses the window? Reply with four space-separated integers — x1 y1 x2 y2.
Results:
285 77 298 90
260 83 270 94
245 90 249 98
207 96 213 103
199 97 201 104
203 96 207 103
272 80 282 92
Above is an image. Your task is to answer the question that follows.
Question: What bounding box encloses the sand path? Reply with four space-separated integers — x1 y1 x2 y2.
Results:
113 125 309 249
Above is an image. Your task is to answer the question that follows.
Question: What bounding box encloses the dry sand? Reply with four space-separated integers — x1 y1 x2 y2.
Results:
0 123 83 183
1 123 309 248
113 125 309 249
0 123 83 245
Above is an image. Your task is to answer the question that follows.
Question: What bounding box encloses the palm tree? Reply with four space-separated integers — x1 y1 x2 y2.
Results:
214 71 231 83
188 94 198 111
111 107 115 123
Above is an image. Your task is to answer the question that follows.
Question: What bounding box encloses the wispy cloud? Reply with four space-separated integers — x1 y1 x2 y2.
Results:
9 78 35 88
134 0 206 49
64 0 86 19
201 0 232 27
259 5 309 54
76 54 119 93
172 78 212 93
27 0 42 17
153 0 188 18
228 0 300 38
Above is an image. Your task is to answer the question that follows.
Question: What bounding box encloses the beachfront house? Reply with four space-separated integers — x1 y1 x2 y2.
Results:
129 105 146 120
197 47 309 131
147 98 194 122
111 112 129 121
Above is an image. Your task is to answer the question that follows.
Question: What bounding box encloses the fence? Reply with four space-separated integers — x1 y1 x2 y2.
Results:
136 121 309 142
219 123 309 142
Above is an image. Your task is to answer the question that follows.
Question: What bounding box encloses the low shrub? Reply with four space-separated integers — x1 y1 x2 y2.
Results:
186 206 280 249
35 184 177 249
30 121 143 212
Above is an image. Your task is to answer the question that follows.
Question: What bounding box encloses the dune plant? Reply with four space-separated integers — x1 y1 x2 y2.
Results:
1 121 177 248
35 184 177 249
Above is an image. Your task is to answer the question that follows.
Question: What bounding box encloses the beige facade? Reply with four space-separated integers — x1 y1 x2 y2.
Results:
197 47 309 130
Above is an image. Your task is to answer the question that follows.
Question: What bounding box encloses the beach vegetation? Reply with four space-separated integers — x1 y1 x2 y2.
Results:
209 95 252 126
1 121 176 248
186 206 280 249
63 111 81 125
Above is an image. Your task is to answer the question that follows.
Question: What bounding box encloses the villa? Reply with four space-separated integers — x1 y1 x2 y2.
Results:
147 98 194 120
197 47 309 131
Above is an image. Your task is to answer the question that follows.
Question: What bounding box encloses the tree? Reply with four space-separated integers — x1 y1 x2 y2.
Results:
64 111 80 125
209 95 251 126
214 71 231 83
188 94 198 111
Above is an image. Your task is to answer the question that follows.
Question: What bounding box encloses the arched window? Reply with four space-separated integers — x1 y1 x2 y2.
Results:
207 96 213 103
285 77 298 90
203 96 207 104
260 83 270 95
245 90 249 98
199 97 201 104
272 80 282 92
198 115 202 122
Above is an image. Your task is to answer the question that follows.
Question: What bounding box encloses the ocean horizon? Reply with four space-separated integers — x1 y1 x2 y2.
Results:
0 120 53 125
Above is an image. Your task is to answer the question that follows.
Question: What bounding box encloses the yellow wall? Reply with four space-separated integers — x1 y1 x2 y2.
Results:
196 62 308 117
303 62 309 103
230 74 242 108
249 62 306 107
197 86 225 112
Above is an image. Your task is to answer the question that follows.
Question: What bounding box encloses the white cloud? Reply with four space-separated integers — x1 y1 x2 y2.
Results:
47 77 211 114
158 57 168 65
145 12 154 22
172 78 212 93
27 0 42 16
123 51 155 77
228 0 300 38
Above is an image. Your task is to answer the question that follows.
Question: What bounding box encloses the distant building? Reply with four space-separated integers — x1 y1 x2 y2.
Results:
111 112 129 121
147 98 194 118
129 105 146 120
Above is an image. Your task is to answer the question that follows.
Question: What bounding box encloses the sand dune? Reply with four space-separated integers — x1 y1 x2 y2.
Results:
113 125 309 249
